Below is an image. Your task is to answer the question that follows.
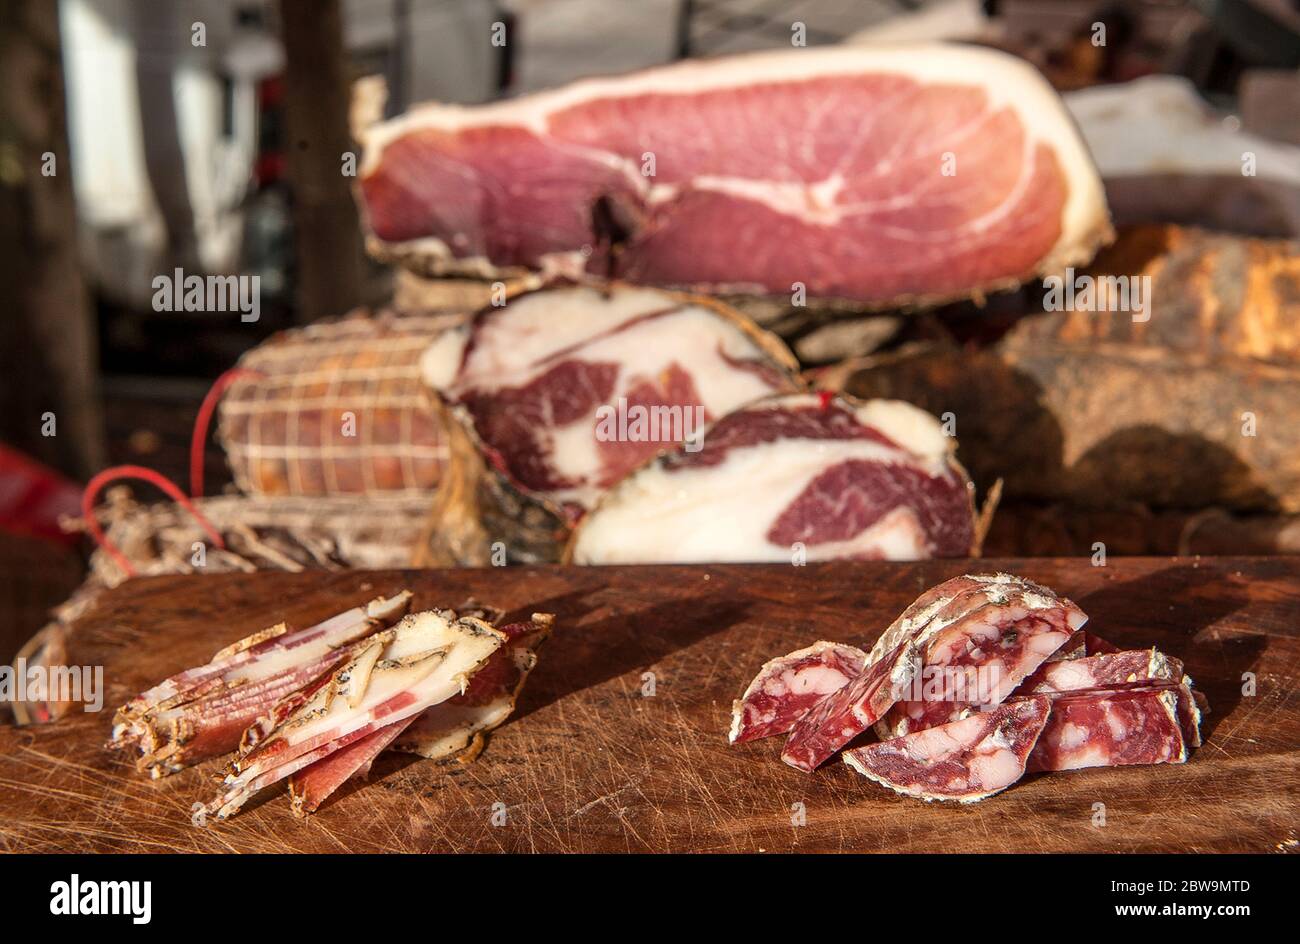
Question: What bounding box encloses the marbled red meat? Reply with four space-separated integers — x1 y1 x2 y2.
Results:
782 639 921 772
872 574 1087 738
360 46 1110 305
729 641 867 744
424 284 799 515
1026 685 1199 772
1015 648 1184 696
570 393 978 564
843 696 1052 802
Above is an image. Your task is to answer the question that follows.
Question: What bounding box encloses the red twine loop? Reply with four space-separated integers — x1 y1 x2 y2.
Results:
190 366 263 498
81 465 226 579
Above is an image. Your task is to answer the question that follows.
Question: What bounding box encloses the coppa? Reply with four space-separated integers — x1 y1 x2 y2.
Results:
423 283 800 517
359 44 1110 306
569 393 978 564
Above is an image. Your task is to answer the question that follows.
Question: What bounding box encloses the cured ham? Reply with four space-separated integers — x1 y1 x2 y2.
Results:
422 283 800 563
1026 685 1201 772
843 696 1052 803
108 592 413 777
569 393 978 564
729 641 866 744
781 639 920 772
359 44 1110 306
871 574 1086 738
206 609 508 819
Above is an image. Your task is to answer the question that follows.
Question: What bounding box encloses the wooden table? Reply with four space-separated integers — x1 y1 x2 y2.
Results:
2 558 1296 853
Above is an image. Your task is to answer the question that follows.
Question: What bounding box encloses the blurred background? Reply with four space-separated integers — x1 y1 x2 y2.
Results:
3 0 1300 668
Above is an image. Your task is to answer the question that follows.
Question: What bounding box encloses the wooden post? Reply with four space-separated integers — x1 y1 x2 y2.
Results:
278 0 365 324
0 0 105 480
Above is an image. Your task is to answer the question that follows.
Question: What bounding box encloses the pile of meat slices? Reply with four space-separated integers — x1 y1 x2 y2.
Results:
107 592 551 820
730 574 1208 802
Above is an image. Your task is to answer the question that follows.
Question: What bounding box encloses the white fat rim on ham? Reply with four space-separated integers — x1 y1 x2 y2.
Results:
572 395 957 564
362 43 1108 283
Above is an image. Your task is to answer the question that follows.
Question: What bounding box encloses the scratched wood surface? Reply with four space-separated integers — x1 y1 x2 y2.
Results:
1 558 1296 853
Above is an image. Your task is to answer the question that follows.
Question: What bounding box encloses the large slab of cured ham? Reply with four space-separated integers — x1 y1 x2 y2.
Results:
1 557 1294 852
358 44 1110 307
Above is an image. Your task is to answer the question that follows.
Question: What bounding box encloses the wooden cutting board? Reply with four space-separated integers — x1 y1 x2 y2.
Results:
2 558 1296 853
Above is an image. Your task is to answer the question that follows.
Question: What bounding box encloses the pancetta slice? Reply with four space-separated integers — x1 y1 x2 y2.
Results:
569 393 979 564
393 614 554 761
286 614 551 814
205 609 507 819
873 574 1087 738
843 696 1052 803
287 714 421 816
729 641 867 744
107 592 412 778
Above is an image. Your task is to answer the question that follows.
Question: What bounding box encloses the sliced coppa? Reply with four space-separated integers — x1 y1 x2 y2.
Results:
359 44 1110 306
730 641 868 744
569 393 978 564
1026 685 1200 772
843 696 1052 803
781 639 921 772
873 574 1087 738
423 283 800 516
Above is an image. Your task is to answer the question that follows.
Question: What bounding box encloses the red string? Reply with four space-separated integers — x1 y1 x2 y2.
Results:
816 390 834 410
190 367 263 498
82 465 227 579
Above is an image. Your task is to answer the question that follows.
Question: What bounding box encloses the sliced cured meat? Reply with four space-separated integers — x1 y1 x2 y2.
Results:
360 45 1110 306
569 393 978 564
285 622 562 816
781 639 921 772
394 613 554 761
108 592 413 777
1026 686 1199 772
288 714 420 816
206 609 508 819
871 574 1087 738
843 696 1052 803
422 283 799 563
1015 648 1183 695
729 641 867 745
